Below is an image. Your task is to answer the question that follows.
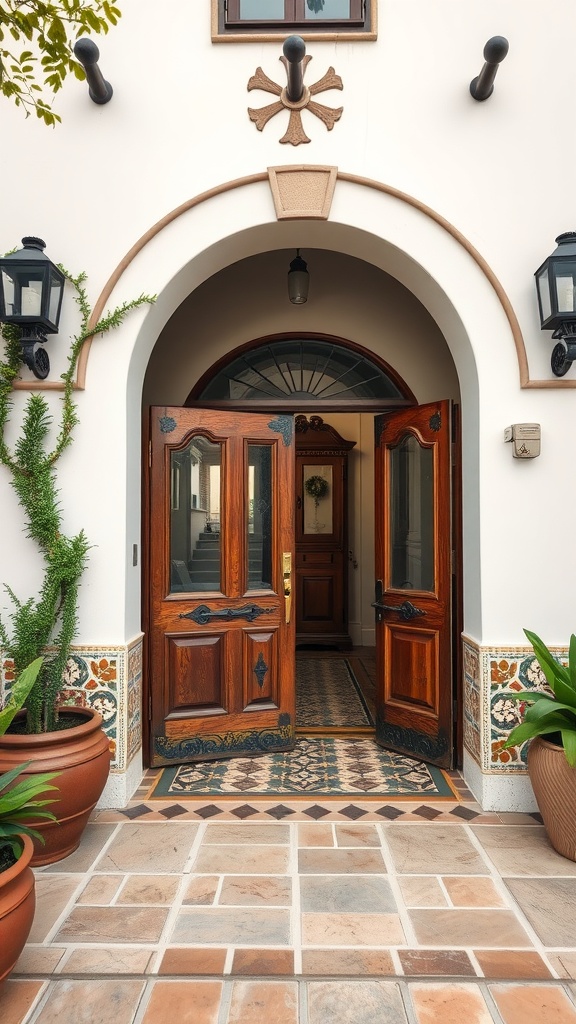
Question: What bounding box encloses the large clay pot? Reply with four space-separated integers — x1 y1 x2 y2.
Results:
0 835 35 984
528 735 576 862
0 708 111 866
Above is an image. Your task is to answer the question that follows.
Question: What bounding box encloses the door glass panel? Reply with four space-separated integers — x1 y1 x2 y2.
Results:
389 435 434 592
303 464 333 534
248 444 273 590
170 436 221 593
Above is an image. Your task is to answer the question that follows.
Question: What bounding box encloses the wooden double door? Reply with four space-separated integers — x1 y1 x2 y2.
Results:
145 400 454 768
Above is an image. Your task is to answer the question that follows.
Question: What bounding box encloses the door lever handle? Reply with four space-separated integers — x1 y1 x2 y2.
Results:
371 599 426 621
282 552 292 625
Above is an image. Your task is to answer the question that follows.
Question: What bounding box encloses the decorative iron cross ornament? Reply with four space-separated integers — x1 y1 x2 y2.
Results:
248 54 343 146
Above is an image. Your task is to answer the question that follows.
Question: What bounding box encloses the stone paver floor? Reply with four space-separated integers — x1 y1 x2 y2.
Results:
2 783 576 1023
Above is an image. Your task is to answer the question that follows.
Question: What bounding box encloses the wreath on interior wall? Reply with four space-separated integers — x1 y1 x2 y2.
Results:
305 474 329 508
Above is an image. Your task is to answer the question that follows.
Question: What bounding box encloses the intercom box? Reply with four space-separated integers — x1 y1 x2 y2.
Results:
503 423 541 458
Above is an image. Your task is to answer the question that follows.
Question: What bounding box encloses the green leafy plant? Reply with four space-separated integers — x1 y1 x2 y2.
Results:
0 656 43 735
0 761 60 860
0 261 154 733
504 629 576 767
304 474 329 508
0 1 122 126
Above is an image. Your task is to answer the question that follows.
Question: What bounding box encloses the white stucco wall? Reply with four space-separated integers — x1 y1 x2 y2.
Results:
1 0 575 808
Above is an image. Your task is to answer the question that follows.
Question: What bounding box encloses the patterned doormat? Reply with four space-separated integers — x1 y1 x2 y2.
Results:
296 657 374 729
149 737 456 799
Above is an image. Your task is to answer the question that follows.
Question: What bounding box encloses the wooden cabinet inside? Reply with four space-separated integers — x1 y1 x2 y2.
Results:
295 415 356 649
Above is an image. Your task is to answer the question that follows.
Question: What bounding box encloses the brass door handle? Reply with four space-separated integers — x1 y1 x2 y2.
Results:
282 551 292 625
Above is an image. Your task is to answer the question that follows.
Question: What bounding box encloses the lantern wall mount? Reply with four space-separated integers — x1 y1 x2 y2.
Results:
534 233 576 377
0 237 65 380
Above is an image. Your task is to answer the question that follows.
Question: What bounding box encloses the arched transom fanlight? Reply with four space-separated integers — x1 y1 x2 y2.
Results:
197 338 404 402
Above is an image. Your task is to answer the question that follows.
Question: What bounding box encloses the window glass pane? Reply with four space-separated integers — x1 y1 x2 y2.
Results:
303 465 333 534
240 0 285 18
170 436 221 593
389 435 434 592
305 0 351 19
248 445 273 589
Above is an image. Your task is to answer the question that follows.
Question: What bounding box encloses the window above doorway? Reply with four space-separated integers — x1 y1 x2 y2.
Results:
212 0 377 41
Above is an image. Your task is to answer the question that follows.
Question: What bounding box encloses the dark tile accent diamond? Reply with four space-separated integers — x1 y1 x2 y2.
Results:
195 805 224 819
339 805 367 820
266 805 295 819
413 805 443 820
159 804 188 818
230 804 258 818
121 804 152 819
376 806 405 819
449 806 480 821
303 805 330 819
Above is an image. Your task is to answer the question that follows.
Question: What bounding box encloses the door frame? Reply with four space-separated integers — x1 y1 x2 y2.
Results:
142 398 463 769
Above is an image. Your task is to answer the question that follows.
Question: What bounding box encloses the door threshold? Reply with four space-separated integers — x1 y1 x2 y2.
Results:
296 727 374 736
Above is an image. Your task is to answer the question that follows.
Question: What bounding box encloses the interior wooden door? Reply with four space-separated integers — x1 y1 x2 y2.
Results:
374 400 453 767
148 408 296 767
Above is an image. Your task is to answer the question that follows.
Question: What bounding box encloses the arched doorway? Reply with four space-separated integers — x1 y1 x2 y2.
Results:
144 324 461 771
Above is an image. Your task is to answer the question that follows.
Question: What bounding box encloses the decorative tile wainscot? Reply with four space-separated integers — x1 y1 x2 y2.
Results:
1 635 143 774
462 636 569 774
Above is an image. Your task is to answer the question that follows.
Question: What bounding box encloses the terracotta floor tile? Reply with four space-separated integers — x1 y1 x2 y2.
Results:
471 825 576 876
203 824 289 845
549 954 576 980
442 876 507 908
158 948 227 975
54 904 168 942
29 876 83 942
231 949 294 975
171 907 290 945
301 949 395 976
504 878 576 946
397 876 448 908
27 979 145 1024
182 876 219 905
219 875 292 906
384 824 487 874
95 823 198 873
300 874 396 912
226 980 298 1024
409 982 494 1024
301 911 405 946
77 874 123 905
490 983 576 1023
61 947 154 974
192 845 289 874
474 949 553 979
335 824 381 847
408 908 532 947
141 981 222 1024
307 980 408 1024
297 823 334 847
12 947 64 975
43 824 117 872
118 874 181 904
0 980 45 1024
298 848 386 874
398 949 476 976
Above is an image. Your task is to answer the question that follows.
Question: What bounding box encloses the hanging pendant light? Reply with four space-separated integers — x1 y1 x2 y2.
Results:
287 249 309 304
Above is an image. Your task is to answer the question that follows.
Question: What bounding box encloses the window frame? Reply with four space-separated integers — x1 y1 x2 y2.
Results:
212 0 377 42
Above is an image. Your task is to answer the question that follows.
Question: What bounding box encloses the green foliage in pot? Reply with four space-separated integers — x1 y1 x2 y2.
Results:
0 761 60 865
504 629 576 767
0 262 154 733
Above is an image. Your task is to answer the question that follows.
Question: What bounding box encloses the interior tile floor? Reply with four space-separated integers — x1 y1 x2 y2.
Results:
3 783 576 1024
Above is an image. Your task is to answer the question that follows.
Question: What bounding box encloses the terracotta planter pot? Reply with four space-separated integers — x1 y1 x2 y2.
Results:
528 735 576 862
0 708 111 866
0 835 35 984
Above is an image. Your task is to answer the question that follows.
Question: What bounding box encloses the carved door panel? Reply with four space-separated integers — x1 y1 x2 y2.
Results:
374 400 453 767
148 408 295 766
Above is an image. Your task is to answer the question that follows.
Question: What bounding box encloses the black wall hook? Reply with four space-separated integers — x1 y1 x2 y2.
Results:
73 38 113 105
470 36 509 101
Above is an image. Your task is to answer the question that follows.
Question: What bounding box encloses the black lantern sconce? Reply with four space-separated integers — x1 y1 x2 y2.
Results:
535 232 576 377
0 237 65 380
288 249 309 305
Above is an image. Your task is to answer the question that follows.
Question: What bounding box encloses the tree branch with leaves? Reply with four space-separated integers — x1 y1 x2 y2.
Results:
0 1 121 126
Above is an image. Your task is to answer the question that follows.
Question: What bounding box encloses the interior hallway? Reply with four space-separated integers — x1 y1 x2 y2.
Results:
3 782 576 1024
